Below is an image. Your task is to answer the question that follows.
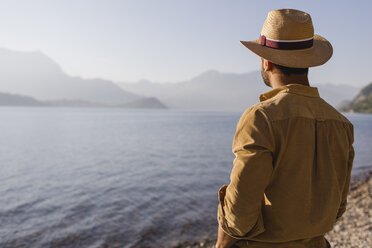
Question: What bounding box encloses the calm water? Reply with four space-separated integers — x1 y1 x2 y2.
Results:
0 108 371 248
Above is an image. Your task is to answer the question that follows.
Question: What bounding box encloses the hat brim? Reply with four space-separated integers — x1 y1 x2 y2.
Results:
240 34 333 68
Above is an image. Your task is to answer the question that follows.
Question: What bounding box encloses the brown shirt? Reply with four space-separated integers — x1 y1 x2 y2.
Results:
218 84 354 247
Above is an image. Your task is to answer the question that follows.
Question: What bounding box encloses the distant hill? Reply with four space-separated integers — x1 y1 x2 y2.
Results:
117 97 167 109
118 70 360 111
0 92 47 106
0 48 140 105
45 99 109 108
0 92 167 109
341 82 372 113
46 97 167 109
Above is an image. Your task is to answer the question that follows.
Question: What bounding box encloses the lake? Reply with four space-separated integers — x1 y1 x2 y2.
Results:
0 107 371 248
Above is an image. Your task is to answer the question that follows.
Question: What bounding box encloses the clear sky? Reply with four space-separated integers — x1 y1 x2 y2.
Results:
0 0 370 86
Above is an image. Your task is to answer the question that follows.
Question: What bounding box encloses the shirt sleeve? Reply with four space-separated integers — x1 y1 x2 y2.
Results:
336 126 354 222
217 106 275 238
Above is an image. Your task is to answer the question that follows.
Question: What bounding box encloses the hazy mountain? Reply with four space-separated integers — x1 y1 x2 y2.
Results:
118 70 360 111
117 97 167 109
0 48 357 111
45 99 110 108
119 70 268 111
315 83 360 108
0 91 167 109
341 82 372 113
0 48 141 105
46 97 167 109
0 92 47 106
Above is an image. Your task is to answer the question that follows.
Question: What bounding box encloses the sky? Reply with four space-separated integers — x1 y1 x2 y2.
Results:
0 0 371 86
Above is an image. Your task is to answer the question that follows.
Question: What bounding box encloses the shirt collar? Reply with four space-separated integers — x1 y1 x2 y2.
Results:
259 84 320 102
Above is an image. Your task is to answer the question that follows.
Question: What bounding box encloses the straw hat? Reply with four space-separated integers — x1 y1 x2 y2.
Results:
241 9 333 68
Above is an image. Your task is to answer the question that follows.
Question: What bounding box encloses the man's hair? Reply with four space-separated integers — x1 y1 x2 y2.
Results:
272 63 309 76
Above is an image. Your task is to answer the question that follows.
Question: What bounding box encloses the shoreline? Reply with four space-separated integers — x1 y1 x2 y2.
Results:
175 170 372 248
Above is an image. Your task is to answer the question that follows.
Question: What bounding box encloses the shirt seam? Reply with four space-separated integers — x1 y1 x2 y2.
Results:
269 115 353 124
281 91 320 98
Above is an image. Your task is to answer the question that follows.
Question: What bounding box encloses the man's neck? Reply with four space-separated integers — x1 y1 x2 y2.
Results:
269 73 310 89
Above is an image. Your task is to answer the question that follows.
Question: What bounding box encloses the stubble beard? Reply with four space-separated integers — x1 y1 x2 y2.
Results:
261 68 271 87
260 60 271 87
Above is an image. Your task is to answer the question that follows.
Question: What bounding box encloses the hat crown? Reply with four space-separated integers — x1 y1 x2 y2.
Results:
261 9 314 41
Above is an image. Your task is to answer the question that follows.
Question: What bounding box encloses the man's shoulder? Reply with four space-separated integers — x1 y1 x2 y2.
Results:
240 93 285 121
316 97 354 127
242 92 353 128
240 103 270 119
236 104 271 129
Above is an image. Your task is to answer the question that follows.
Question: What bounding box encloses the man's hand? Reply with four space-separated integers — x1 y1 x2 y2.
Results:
215 225 239 248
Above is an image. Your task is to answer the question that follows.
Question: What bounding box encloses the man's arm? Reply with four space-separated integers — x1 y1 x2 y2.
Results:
217 106 275 242
336 131 354 222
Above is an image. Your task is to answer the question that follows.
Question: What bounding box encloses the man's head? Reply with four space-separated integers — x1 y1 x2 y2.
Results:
240 9 332 84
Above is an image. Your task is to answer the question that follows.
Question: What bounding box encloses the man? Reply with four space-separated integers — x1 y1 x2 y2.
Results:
216 9 354 248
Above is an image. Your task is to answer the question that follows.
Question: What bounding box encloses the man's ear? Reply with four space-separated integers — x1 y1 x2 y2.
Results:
263 59 273 71
267 61 273 70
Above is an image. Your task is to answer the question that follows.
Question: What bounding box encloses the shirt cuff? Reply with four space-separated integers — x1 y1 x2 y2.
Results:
217 185 265 239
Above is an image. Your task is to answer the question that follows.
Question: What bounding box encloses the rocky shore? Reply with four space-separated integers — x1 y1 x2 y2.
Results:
325 170 372 248
175 170 372 248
